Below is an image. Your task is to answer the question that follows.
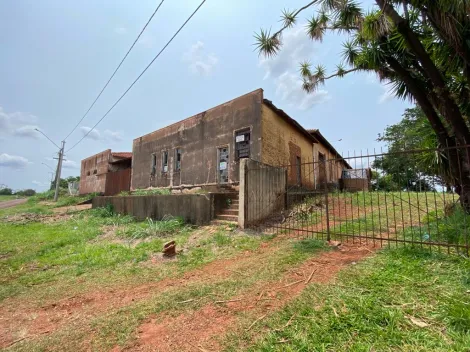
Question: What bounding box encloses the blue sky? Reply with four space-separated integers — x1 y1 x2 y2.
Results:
0 0 410 191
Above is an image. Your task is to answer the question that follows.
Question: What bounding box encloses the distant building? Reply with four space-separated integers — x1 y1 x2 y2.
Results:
79 149 132 195
131 88 350 191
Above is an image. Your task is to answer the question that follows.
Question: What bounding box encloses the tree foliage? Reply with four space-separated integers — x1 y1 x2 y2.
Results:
50 176 80 190
255 0 470 206
373 106 449 191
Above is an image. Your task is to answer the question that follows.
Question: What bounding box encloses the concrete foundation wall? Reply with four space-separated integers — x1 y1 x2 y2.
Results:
239 159 287 228
131 90 264 190
92 193 224 225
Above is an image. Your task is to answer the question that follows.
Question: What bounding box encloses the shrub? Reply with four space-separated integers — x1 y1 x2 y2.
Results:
0 188 13 195
15 189 36 196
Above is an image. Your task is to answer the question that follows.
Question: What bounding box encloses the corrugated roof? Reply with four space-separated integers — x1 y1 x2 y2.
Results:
112 152 132 159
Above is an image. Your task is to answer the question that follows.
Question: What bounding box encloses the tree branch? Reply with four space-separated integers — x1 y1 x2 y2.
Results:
375 0 470 145
272 0 320 38
323 67 361 80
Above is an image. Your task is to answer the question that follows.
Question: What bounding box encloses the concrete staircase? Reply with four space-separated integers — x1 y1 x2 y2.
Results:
213 192 239 225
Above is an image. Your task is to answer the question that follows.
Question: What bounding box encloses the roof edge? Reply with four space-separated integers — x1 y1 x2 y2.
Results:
133 88 264 142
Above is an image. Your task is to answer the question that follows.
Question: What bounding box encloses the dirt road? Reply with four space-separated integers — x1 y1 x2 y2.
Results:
0 199 27 209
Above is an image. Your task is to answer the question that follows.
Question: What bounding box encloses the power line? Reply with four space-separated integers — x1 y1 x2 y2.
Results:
63 0 166 141
67 0 207 153
35 128 61 149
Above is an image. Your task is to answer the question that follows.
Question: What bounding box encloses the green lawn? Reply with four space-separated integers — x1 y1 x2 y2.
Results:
1 193 469 351
0 195 20 202
224 248 470 351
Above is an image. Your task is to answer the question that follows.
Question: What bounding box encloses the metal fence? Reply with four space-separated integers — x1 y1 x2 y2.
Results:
246 145 470 256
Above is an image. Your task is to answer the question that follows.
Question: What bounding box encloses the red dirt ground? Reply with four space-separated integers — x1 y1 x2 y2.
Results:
129 241 375 352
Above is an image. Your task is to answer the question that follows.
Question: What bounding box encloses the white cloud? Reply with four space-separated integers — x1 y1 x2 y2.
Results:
138 33 155 48
378 85 395 104
275 73 330 111
259 25 330 110
114 27 127 35
0 153 30 169
45 156 79 170
0 106 40 138
79 126 123 143
182 41 218 76
80 126 101 141
32 180 49 186
14 125 41 138
104 129 123 142
62 159 79 169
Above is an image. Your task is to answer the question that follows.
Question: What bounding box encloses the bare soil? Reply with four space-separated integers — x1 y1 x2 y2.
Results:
129 241 375 352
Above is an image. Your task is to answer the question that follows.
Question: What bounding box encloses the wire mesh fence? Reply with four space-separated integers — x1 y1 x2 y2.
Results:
245 145 470 256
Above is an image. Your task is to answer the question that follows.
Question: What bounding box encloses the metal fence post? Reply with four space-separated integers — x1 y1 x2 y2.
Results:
324 159 331 242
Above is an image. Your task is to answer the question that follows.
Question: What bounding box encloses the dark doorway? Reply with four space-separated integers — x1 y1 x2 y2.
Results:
318 152 326 185
296 156 301 186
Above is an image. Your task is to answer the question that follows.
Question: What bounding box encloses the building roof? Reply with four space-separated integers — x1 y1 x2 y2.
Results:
112 152 132 159
307 129 352 169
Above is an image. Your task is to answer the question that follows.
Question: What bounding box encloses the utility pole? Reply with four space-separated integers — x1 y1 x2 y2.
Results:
54 141 65 202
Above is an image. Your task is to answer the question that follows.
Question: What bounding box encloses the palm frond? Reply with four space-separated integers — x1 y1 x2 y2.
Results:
306 15 326 41
341 40 359 66
336 64 346 77
281 8 297 29
253 29 282 57
300 61 313 78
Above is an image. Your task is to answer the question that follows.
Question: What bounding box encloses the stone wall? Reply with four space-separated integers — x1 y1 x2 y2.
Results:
238 159 287 228
92 193 227 225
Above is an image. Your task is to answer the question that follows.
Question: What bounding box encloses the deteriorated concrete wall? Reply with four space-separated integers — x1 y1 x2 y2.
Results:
238 159 287 228
131 90 263 190
80 150 112 195
93 194 217 225
260 104 314 188
312 143 345 187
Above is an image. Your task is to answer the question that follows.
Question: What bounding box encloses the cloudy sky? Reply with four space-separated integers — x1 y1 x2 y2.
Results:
0 0 410 191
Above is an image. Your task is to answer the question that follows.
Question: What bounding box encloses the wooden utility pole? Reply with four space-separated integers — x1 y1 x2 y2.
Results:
54 141 65 202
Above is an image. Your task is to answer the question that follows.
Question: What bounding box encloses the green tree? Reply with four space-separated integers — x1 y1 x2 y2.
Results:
50 176 80 190
373 107 446 191
255 1 470 208
0 187 13 195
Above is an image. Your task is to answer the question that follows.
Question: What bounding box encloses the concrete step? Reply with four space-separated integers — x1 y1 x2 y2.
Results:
211 219 238 226
219 209 238 216
227 203 239 209
216 214 238 222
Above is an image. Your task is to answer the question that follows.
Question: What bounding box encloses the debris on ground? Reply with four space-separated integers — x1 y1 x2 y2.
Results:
163 240 176 257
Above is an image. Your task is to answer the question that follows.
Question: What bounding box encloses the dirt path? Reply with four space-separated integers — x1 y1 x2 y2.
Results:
0 238 282 348
0 198 26 209
129 241 375 352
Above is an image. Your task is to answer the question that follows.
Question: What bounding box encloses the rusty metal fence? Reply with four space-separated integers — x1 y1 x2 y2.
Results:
246 145 470 256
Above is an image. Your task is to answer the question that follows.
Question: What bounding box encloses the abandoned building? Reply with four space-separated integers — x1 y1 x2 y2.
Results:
131 88 350 192
79 149 132 195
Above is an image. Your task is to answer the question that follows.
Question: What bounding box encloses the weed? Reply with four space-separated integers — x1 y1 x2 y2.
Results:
131 188 172 196
117 216 188 239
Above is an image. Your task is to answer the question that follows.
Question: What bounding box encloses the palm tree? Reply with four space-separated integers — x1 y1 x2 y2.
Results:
255 0 470 210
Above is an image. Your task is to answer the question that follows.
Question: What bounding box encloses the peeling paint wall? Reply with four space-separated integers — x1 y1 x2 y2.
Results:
79 150 112 194
313 143 346 187
131 89 263 190
260 104 315 187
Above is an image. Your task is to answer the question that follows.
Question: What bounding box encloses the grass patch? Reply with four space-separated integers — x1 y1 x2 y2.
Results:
224 247 470 351
129 188 171 196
